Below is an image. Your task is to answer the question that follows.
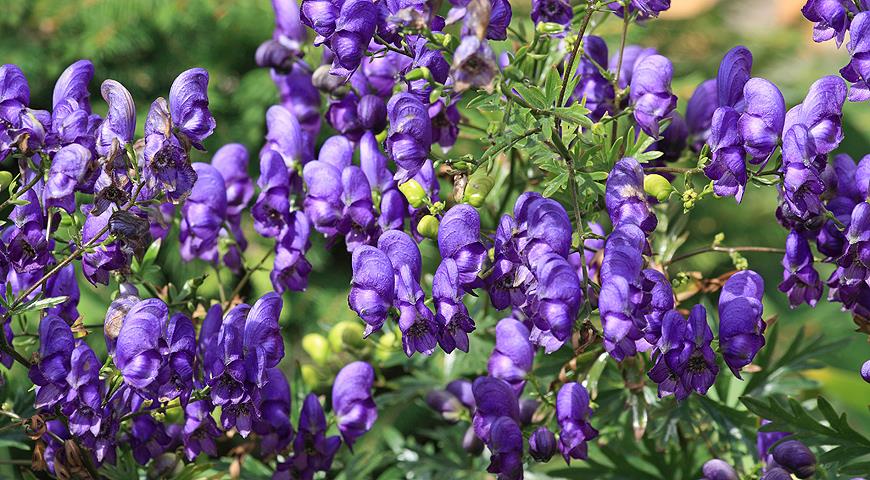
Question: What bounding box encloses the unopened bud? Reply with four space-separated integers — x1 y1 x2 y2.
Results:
0 171 13 191
405 66 432 82
644 174 672 202
463 175 494 207
312 65 348 94
328 321 365 351
417 215 440 239
398 180 428 208
302 333 331 365
536 21 566 35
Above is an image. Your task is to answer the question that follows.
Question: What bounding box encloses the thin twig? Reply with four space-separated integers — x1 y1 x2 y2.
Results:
555 0 597 130
224 250 274 313
664 245 786 266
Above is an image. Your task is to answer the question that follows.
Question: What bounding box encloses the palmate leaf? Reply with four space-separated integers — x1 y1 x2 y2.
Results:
741 395 870 474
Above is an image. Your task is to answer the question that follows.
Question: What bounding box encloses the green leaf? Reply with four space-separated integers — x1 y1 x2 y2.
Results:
512 84 549 109
17 295 69 314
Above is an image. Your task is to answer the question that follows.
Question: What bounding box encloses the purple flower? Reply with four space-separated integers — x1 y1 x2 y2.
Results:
432 258 476 353
529 426 557 462
801 0 857 46
570 36 614 121
471 376 520 443
405 37 450 102
612 46 658 90
282 393 341 479
705 106 747 201
739 78 785 164
114 299 168 392
861 359 870 383
438 204 487 290
522 196 573 260
331 0 378 77
44 263 80 324
104 284 139 354
326 94 364 139
530 252 581 343
778 125 827 228
685 79 717 150
629 54 677 137
395 262 438 356
169 68 216 147
50 60 99 150
5 221 52 275
265 104 308 170
647 305 719 400
842 13 870 101
717 46 752 110
180 163 228 263
349 245 395 336
779 230 823 308
702 459 738 480
451 36 499 93
428 99 460 151
256 0 307 69
782 75 847 156
43 144 91 213
486 417 523 480
556 382 598 463
253 367 295 455
332 361 378 448
81 206 129 285
96 79 135 157
182 399 221 460
718 270 766 378
337 165 377 251
386 93 432 183
212 143 254 218
757 419 790 464
605 157 657 234
30 314 75 409
271 211 313 293
608 0 670 17
531 0 571 27
357 94 387 133
228 293 285 388
254 150 293 238
487 318 533 395
772 440 816 478
273 64 322 143
142 98 197 203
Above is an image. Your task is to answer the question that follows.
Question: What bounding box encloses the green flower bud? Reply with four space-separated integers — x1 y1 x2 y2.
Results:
417 215 440 239
405 66 432 81
328 321 365 352
643 174 673 202
463 175 495 207
440 33 454 49
398 179 428 208
502 65 524 82
302 333 331 365
301 364 323 389
0 171 13 191
375 330 399 362
536 21 566 35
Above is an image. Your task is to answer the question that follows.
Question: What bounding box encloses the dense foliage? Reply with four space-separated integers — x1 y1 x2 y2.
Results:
0 0 869 479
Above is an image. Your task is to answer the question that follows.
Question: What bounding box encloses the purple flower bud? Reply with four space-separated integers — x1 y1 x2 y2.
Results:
486 417 523 480
332 361 378 448
387 93 432 183
686 79 717 150
96 79 135 158
739 78 785 163
349 245 395 336
606 157 657 234
782 75 847 156
518 398 539 425
463 425 485 454
760 467 793 480
529 426 556 461
630 54 677 138
30 315 75 409
447 379 476 410
556 382 598 463
531 252 582 342
169 68 215 147
701 459 738 480
211 143 254 217
300 157 343 237
718 270 766 378
772 440 816 479
271 211 313 293
487 319 533 395
779 230 822 308
426 389 464 422
180 163 227 263
472 376 520 443
717 46 752 109
44 144 91 213
861 359 870 383
612 46 658 90
438 204 487 289
570 36 614 121
757 419 790 463
357 94 387 133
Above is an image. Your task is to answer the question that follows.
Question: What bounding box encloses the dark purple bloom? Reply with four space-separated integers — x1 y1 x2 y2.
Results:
518 398 538 425
701 459 738 480
43 144 91 213
271 211 313 293
182 399 221 460
779 230 823 308
801 0 856 46
471 376 520 443
629 54 677 138
114 299 167 392
349 245 395 336
254 149 293 238
357 94 387 133
531 0 572 27
425 389 465 422
326 94 364 139
282 393 341 479
96 79 135 157
142 98 197 203
428 99 460 151
487 318 533 395
705 106 747 201
30 314 75 409
570 36 614 121
81 206 129 285
608 0 670 17
332 361 378 448
760 468 794 480
65 342 104 439
652 111 688 162
556 382 598 463
50 60 99 150
605 157 657 234
432 258 476 353
778 125 826 228
739 78 785 164
330 0 378 77
337 165 377 251
386 93 432 183
169 68 216 147
451 36 499 93
685 79 717 150
522 195 573 260
486 417 523 480
273 64 322 144
782 75 847 156
647 305 719 400
395 262 438 356
180 163 228 263
212 143 254 218
529 426 556 462
5 221 52 275
253 367 294 455
772 440 816 478
718 270 766 378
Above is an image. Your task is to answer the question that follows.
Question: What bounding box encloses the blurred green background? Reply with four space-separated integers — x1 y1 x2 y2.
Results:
1 0 869 476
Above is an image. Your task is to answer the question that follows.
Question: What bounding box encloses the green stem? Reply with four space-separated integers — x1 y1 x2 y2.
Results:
555 0 597 131
664 245 786 266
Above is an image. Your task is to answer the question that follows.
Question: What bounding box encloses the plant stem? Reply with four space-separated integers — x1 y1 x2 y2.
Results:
643 166 699 175
664 245 786 266
555 0 597 131
224 249 274 313
0 171 42 211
